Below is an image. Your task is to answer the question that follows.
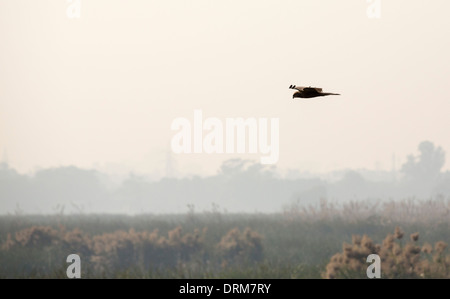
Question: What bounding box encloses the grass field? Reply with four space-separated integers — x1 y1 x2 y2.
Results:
1 198 449 278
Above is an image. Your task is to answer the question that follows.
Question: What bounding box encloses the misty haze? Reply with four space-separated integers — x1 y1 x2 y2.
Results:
1 140 449 214
1 1 449 280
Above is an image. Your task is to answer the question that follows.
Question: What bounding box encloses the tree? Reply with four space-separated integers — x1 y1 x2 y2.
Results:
401 141 445 182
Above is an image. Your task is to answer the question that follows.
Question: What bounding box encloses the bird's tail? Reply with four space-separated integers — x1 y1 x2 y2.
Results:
323 93 340 96
289 85 296 89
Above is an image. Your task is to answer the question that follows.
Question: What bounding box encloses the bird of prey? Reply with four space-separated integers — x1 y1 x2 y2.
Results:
289 85 340 99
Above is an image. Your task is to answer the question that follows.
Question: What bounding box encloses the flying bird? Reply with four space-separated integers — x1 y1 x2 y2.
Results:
289 85 340 99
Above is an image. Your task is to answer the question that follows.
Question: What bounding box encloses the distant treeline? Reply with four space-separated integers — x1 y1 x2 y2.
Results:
1 141 449 214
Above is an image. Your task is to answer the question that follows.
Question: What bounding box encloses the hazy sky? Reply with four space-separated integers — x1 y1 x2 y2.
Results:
1 0 450 177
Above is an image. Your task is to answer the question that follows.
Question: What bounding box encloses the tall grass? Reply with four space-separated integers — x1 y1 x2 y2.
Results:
0 198 448 278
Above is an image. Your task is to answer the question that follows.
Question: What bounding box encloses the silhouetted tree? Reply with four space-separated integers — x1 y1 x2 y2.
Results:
401 141 445 183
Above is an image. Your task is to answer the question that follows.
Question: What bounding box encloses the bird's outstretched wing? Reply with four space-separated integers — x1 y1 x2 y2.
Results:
303 87 323 93
289 85 306 91
289 85 323 93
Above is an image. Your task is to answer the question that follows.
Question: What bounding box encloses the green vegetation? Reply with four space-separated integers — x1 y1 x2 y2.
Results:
0 198 449 278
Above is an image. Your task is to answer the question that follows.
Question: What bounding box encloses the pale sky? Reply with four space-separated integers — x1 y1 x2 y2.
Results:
1 0 450 177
